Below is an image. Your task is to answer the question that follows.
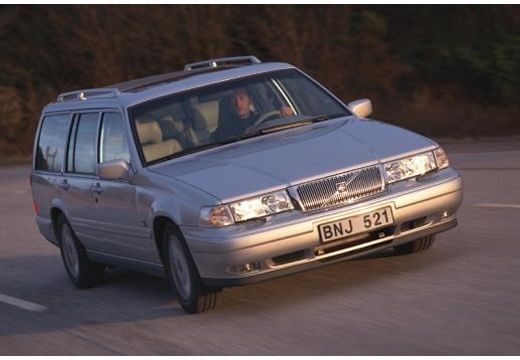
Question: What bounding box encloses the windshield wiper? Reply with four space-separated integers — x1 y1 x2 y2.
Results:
258 114 337 134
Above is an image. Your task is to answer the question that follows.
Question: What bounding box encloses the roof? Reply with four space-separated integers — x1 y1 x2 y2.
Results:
108 66 230 93
43 58 295 113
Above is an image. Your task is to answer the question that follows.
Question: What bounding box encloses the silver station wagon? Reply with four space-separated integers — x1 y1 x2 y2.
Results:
31 56 463 313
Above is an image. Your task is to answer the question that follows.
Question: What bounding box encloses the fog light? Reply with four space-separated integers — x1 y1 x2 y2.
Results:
442 210 449 218
229 261 261 274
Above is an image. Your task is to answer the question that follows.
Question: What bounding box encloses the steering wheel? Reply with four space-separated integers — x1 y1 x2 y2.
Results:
251 110 281 128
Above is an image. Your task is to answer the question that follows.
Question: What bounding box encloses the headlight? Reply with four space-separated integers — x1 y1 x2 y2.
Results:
199 190 294 227
229 190 294 222
433 147 450 169
384 151 437 184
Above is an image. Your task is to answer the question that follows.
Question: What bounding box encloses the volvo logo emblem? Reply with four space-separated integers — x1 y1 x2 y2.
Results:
319 171 360 208
336 182 348 193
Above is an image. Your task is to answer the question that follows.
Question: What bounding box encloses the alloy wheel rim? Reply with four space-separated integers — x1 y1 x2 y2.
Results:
168 236 191 300
62 225 79 278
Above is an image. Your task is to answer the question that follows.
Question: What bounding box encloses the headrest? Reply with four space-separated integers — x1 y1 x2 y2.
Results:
192 100 219 130
136 121 162 144
160 115 184 133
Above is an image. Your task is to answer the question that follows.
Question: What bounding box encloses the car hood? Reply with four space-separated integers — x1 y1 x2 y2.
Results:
151 117 437 202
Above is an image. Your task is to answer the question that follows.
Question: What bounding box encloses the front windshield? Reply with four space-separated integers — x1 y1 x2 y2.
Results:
129 69 350 164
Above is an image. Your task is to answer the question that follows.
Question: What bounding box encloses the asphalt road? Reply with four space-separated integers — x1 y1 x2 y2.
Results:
1 139 519 355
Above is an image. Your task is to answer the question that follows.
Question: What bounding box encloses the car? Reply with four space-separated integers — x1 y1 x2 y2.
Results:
31 55 463 313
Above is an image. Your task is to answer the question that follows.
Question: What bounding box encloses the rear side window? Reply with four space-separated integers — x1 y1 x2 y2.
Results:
99 112 130 164
35 114 70 172
70 113 99 174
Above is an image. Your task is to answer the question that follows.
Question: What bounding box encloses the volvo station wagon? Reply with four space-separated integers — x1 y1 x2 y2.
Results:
31 56 463 313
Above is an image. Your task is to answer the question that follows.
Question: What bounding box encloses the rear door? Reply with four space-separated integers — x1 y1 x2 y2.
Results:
60 111 101 249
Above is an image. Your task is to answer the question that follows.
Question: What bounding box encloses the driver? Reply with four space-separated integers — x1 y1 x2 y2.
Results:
211 88 294 141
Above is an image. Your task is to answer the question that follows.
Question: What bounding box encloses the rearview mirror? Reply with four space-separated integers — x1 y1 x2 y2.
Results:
97 159 130 181
347 98 372 118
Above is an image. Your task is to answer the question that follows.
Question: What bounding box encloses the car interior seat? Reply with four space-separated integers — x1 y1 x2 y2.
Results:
158 115 195 149
136 120 182 162
191 100 220 144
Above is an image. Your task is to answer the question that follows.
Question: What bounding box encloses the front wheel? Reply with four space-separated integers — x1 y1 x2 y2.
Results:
57 215 104 288
163 223 221 314
393 235 435 255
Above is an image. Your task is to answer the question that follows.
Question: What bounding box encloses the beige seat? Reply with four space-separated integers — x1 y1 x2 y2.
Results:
160 114 202 148
191 100 219 143
136 121 182 162
159 115 184 135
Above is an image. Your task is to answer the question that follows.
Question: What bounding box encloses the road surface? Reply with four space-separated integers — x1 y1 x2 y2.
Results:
0 139 519 355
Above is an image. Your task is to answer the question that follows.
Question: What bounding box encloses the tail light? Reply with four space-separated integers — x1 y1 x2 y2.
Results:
29 175 38 215
32 201 39 216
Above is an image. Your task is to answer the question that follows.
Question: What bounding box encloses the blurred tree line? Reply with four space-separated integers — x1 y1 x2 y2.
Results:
0 5 519 156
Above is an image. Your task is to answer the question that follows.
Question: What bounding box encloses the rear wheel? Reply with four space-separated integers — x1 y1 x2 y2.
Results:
163 223 221 313
57 215 104 289
393 235 435 255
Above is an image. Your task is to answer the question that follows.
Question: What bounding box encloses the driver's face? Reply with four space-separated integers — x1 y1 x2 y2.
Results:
233 90 251 119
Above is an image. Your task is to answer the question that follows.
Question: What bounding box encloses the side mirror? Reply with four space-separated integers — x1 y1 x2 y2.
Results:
347 98 372 118
97 159 130 181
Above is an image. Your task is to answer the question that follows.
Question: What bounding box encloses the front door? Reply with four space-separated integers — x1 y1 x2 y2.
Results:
94 112 158 263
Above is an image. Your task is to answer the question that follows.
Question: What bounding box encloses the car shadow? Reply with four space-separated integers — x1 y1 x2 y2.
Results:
0 245 458 337
0 254 186 338
216 244 459 314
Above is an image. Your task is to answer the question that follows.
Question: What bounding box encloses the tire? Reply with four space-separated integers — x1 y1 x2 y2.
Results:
163 223 221 314
393 235 436 255
57 215 104 289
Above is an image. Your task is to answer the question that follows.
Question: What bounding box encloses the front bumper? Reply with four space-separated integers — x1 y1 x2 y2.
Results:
180 168 463 288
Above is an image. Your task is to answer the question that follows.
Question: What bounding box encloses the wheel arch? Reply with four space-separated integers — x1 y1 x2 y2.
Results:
50 206 65 241
153 215 184 266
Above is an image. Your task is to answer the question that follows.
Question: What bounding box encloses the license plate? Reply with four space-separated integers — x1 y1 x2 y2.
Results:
318 207 394 243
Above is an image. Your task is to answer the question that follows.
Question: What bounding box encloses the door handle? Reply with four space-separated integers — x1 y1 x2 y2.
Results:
91 182 103 195
58 179 69 190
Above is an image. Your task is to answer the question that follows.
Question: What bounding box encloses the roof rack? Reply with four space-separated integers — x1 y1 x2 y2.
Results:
56 88 121 102
184 55 261 71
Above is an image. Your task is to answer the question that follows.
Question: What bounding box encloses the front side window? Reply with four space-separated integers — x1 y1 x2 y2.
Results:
71 113 98 174
129 69 350 165
99 112 130 164
35 114 70 172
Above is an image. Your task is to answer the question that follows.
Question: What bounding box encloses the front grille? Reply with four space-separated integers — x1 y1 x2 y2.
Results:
296 165 384 211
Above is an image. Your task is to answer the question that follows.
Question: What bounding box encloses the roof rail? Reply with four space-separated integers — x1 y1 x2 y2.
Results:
56 88 121 102
184 55 261 71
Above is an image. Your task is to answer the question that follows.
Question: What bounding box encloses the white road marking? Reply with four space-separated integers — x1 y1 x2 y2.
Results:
475 203 520 209
0 293 48 312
